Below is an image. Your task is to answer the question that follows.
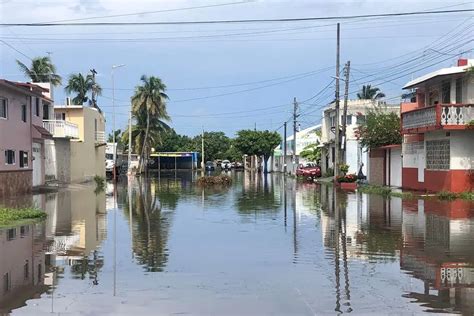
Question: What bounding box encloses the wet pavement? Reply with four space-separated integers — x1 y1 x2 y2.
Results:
0 171 473 315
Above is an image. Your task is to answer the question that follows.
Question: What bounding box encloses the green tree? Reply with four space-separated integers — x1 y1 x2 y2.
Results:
223 141 243 161
65 73 101 105
192 131 230 162
107 129 122 146
234 130 281 173
131 75 170 173
299 130 321 163
357 110 401 149
357 84 385 100
16 56 62 86
157 129 193 152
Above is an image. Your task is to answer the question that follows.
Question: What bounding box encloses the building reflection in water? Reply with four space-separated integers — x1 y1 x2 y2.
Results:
317 184 474 314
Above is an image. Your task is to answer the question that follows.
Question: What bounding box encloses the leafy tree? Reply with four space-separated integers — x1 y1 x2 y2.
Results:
107 129 123 148
299 130 321 163
357 110 401 149
234 130 281 173
223 141 243 161
157 129 193 152
192 131 230 161
131 75 169 173
16 56 62 86
65 73 101 105
357 84 385 100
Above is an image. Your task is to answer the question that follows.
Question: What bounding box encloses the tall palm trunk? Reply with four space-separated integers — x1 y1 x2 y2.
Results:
140 111 150 174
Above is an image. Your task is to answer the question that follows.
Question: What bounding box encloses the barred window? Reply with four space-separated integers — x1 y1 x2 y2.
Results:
426 140 450 170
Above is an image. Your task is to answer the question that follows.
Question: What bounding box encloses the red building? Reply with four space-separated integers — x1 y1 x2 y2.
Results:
400 59 474 192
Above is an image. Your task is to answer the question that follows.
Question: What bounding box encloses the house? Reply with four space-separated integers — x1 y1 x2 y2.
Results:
0 80 53 196
47 103 106 183
320 99 399 177
271 124 321 173
400 58 474 192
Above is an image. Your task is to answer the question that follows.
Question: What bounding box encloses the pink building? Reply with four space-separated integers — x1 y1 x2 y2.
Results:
0 80 53 196
400 59 474 193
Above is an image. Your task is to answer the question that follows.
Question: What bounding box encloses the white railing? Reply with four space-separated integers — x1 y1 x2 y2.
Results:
402 106 437 130
441 104 474 125
95 131 106 144
43 120 79 138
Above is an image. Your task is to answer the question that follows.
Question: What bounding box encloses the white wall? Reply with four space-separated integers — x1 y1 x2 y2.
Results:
389 148 402 187
450 130 474 170
44 139 57 181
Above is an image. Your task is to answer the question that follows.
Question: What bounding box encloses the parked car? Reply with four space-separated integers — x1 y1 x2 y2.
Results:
205 161 215 171
221 160 231 170
296 163 321 179
234 161 244 169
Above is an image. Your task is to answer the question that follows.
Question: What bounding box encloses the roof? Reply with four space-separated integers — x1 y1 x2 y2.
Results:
0 79 53 102
33 124 53 139
403 61 473 89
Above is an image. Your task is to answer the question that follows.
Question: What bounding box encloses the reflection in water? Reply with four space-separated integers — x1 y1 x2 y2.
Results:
0 172 473 314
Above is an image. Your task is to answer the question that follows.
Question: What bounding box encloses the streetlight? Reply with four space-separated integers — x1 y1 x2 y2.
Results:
111 64 125 182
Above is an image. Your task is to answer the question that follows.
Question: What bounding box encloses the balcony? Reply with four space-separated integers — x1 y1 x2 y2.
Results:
95 131 106 145
43 120 79 138
401 104 474 134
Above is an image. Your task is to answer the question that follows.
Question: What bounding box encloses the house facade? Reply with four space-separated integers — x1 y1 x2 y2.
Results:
400 59 474 192
320 99 399 177
0 80 53 196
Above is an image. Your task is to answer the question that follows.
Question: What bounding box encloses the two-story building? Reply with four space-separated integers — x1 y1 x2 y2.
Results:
400 59 474 192
320 99 399 177
0 80 53 196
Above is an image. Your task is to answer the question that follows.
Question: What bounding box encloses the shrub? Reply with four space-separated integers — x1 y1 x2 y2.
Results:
339 163 349 175
94 175 105 193
336 174 357 183
459 191 474 200
0 207 46 226
436 191 458 200
197 175 232 186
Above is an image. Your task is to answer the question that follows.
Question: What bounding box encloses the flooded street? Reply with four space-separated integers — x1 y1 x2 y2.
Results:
1 171 473 315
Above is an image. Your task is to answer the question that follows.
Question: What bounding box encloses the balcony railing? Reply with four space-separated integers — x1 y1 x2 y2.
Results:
401 104 474 133
95 131 106 144
43 120 79 138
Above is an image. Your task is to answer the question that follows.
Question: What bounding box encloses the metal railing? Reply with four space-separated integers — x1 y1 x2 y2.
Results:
95 131 106 144
43 120 79 138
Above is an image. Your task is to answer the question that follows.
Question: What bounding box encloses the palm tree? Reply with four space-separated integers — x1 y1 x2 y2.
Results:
357 85 385 100
65 73 101 105
16 56 62 86
131 75 170 173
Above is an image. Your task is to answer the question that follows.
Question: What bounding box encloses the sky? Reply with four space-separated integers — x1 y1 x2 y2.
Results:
0 0 473 138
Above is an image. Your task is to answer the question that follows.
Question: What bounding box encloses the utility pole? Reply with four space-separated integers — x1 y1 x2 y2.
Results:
293 97 298 163
334 23 341 177
341 61 351 163
201 127 205 170
90 68 98 108
111 64 125 181
127 105 132 173
283 121 287 173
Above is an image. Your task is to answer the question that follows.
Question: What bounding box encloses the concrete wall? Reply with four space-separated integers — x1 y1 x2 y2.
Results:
44 139 57 182
369 148 385 186
55 139 71 183
389 148 402 187
0 170 32 196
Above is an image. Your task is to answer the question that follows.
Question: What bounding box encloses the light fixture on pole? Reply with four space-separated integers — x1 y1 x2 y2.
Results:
111 64 125 182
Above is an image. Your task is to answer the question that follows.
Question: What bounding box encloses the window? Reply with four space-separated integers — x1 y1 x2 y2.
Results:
19 151 28 168
455 78 463 104
7 228 16 241
356 115 366 125
330 116 336 127
5 150 15 165
20 225 29 237
0 98 7 119
37 264 42 284
426 139 450 170
55 112 65 120
441 81 451 104
21 104 27 122
346 115 352 125
24 261 29 279
35 97 40 117
3 273 10 293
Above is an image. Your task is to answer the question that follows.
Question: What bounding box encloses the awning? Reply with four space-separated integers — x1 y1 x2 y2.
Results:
33 124 53 140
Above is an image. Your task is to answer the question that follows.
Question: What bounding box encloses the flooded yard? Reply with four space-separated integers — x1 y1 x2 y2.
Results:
1 171 473 315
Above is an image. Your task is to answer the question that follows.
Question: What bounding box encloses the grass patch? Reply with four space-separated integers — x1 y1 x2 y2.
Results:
94 175 106 194
197 175 232 186
0 207 46 226
436 191 458 201
459 191 474 200
358 185 415 200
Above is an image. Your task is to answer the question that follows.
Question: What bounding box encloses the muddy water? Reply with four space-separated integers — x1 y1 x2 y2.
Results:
1 171 473 315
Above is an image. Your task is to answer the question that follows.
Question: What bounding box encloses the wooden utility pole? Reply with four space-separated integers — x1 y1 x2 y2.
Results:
334 23 341 177
201 127 205 170
341 61 351 162
283 121 287 173
90 68 98 108
293 97 298 163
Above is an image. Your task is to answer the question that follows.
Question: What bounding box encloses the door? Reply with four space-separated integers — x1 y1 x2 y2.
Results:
32 142 42 186
417 143 425 183
390 148 402 187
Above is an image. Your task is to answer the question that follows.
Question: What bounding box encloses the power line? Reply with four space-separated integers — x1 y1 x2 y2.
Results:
0 39 32 60
2 9 473 26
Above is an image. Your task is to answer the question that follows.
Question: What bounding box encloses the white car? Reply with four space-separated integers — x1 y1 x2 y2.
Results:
221 160 231 169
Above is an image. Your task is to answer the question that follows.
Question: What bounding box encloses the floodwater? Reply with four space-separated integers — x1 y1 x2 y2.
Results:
0 171 473 315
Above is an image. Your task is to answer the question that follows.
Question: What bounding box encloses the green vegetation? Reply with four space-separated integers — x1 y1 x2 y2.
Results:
197 175 232 186
357 84 385 100
339 163 349 174
16 56 62 86
468 120 474 126
300 130 322 163
437 191 474 201
65 72 102 105
357 110 402 149
234 129 281 173
323 167 334 178
94 175 105 193
358 185 415 200
0 207 46 226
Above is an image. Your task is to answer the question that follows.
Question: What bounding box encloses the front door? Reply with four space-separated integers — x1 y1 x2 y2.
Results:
417 143 425 183
32 143 42 186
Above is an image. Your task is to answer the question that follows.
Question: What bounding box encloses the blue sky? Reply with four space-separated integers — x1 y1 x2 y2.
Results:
0 0 472 138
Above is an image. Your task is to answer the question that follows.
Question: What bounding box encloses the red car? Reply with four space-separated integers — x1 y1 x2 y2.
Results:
296 163 321 179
